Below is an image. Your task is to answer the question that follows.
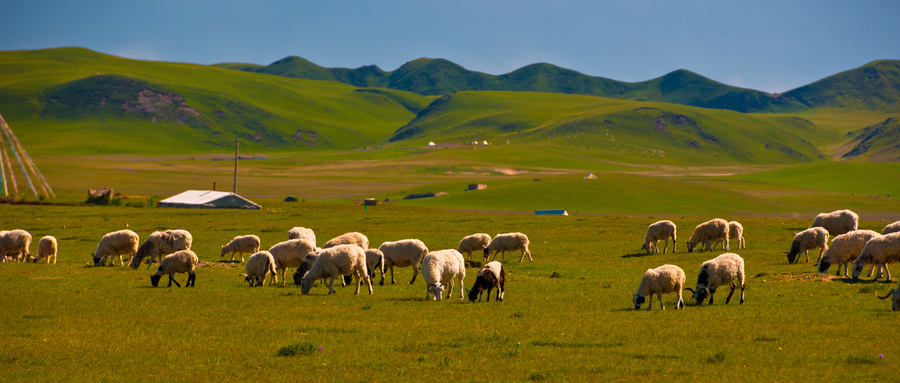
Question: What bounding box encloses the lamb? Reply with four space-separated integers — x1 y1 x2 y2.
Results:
851 232 900 281
129 229 193 269
809 209 858 236
93 229 139 267
240 251 276 287
632 264 685 310
712 221 747 250
340 248 386 286
685 218 729 253
875 280 900 311
268 238 317 284
641 220 676 254
378 239 429 285
220 234 261 263
300 244 373 295
322 232 369 250
467 261 505 302
150 250 198 288
0 229 32 262
483 232 532 262
883 221 900 235
457 233 492 259
817 230 880 275
421 249 466 301
683 253 745 305
288 227 316 246
32 235 57 264
292 253 319 286
785 227 829 264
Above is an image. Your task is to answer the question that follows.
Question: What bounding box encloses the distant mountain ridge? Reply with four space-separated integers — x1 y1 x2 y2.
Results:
216 57 900 113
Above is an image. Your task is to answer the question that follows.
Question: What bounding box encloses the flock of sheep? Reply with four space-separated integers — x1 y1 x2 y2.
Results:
634 210 900 311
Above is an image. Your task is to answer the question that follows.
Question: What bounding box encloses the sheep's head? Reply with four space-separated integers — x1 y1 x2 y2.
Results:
641 243 653 253
220 246 228 257
632 294 646 310
685 241 697 253
301 277 314 294
292 269 306 286
482 247 492 261
468 287 483 302
851 262 865 280
876 289 899 311
817 260 832 274
92 253 103 266
131 241 154 269
786 240 802 264
428 283 445 301
150 274 162 287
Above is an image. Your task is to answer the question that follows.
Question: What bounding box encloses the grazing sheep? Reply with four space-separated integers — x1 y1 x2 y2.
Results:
422 249 466 301
817 230 880 275
378 239 429 285
458 233 492 259
293 253 319 286
300 244 372 295
809 209 858 236
93 229 139 267
883 221 900 235
685 219 729 253
129 229 193 269
288 227 316 246
0 229 32 262
684 253 745 305
323 232 369 250
483 232 532 262
641 220 677 254
785 227 829 264
269 238 317 285
220 235 261 263
32 235 57 264
875 280 900 311
240 251 276 287
150 250 199 288
340 248 386 286
851 232 900 281
468 261 505 302
632 264 685 310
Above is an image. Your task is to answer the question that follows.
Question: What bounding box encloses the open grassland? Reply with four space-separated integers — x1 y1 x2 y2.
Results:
1 201 898 382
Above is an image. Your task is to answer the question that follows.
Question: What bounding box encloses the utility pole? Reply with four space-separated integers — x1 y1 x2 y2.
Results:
233 140 239 193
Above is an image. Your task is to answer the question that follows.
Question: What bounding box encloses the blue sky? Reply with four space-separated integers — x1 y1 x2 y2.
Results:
3 0 898 93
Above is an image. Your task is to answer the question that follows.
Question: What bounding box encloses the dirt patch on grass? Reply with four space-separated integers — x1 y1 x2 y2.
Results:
754 272 840 283
198 261 237 269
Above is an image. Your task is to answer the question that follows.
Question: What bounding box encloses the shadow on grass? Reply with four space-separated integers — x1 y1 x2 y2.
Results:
621 252 655 258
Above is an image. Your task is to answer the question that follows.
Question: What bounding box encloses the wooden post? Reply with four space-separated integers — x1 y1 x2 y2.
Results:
233 140 239 194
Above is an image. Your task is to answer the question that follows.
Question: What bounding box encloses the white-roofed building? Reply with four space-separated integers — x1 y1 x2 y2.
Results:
158 190 261 210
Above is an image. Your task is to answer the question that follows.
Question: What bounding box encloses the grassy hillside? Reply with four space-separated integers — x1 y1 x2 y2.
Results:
833 117 900 162
784 60 900 112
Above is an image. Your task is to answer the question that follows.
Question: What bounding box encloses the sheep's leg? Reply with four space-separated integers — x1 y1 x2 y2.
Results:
814 248 826 266
326 277 336 294
486 286 493 302
168 275 182 288
675 289 684 309
708 288 717 305
662 239 668 254
187 271 196 287
884 264 891 281
646 294 653 310
409 265 418 285
390 266 396 284
725 238 730 251
447 280 455 300
657 293 665 310
725 282 736 304
804 249 810 263
867 264 877 278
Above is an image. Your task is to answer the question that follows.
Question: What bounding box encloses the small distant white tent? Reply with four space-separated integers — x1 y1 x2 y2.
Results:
158 190 261 210
584 172 597 179
428 142 436 146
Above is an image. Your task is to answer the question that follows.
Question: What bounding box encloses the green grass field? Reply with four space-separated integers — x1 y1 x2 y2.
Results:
1 201 897 381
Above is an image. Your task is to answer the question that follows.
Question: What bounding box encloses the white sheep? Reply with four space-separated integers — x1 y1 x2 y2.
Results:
240 251 276 287
785 227 829 264
851 232 900 281
817 230 880 275
0 229 32 262
340 248 387 287
32 235 57 264
641 220 676 253
288 227 316 246
268 238 317 285
130 229 193 269
422 249 466 301
220 234 260 263
712 221 746 250
685 218 729 253
378 239 429 285
684 253 745 305
468 261 505 302
875 280 900 311
632 264 685 310
322 232 369 250
809 209 859 236
93 229 139 267
483 232 532 262
882 221 900 235
300 244 373 295
292 253 319 286
150 250 199 287
457 233 492 259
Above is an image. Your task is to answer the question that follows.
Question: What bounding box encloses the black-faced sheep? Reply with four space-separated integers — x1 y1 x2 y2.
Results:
0 229 32 262
685 218 729 253
817 230 880 276
32 235 57 264
468 261 505 302
483 232 532 262
150 250 198 288
323 232 368 250
785 227 829 264
684 253 745 305
632 264 685 310
220 234 260 263
876 280 900 311
130 229 193 269
883 221 900 235
300 244 372 295
241 251 276 287
293 253 319 286
288 226 316 246
458 233 492 259
809 209 858 236
269 238 317 285
422 249 466 301
378 239 429 285
93 229 139 267
641 220 676 254
851 232 900 281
